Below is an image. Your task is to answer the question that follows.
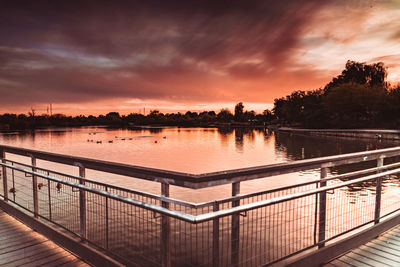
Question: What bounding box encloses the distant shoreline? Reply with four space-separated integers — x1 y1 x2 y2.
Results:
0 122 271 133
276 127 400 141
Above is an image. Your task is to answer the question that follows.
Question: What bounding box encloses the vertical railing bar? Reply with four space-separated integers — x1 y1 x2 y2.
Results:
318 167 327 248
11 168 15 202
1 149 8 201
213 202 220 267
31 156 39 218
232 182 240 267
161 183 171 267
105 185 109 250
79 165 87 240
375 157 384 224
47 171 52 220
313 181 319 245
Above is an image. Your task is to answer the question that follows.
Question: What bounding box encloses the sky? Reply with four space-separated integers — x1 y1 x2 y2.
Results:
1 0 400 115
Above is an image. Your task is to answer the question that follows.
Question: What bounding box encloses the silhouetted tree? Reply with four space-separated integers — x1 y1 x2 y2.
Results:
244 110 256 121
217 109 233 122
262 109 276 122
324 60 387 94
234 102 245 121
324 83 386 127
273 60 391 128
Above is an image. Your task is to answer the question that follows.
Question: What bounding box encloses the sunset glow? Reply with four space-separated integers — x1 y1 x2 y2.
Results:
1 0 400 115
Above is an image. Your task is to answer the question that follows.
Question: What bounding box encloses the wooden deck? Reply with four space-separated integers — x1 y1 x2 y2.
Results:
0 209 90 267
326 224 400 267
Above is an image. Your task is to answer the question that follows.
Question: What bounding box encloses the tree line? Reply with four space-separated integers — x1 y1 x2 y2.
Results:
273 60 400 128
0 104 274 130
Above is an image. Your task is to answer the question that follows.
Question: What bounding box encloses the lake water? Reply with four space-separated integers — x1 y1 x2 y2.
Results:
1 126 399 202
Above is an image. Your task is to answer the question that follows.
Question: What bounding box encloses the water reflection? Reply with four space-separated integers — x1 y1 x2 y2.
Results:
217 127 233 148
272 131 400 195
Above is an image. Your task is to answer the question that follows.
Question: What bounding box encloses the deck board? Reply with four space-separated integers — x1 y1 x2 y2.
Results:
330 257 362 267
0 209 90 267
326 225 400 267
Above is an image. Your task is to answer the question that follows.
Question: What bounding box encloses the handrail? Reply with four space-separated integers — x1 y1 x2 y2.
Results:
3 158 199 208
2 144 400 188
0 162 197 223
2 161 400 224
5 157 400 209
194 167 400 223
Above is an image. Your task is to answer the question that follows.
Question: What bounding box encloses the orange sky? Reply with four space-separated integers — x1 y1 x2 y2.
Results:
1 0 400 115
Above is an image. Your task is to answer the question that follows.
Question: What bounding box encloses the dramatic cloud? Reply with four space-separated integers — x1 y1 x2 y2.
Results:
0 0 399 114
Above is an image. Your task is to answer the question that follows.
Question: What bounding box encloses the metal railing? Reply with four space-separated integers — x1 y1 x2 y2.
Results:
1 144 400 266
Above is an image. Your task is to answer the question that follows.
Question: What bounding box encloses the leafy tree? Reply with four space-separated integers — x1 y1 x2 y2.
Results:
262 109 276 122
380 85 400 127
324 60 387 94
273 60 390 128
244 110 256 121
234 102 244 121
323 82 386 127
106 112 120 118
217 109 233 122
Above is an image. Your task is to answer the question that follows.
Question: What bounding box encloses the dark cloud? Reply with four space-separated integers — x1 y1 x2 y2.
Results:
0 0 330 108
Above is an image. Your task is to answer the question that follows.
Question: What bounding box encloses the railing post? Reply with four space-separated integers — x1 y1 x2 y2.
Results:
318 167 327 248
0 149 8 201
161 183 171 267
31 156 39 218
79 165 87 239
231 182 240 266
375 157 384 224
213 202 220 267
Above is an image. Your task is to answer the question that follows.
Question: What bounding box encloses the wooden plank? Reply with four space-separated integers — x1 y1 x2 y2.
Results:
5 247 66 267
0 232 87 267
39 255 77 267
385 224 400 232
0 224 47 238
285 213 400 267
41 254 88 267
0 239 47 255
0 201 122 267
383 229 400 241
332 255 372 267
17 254 72 267
366 241 400 255
0 223 30 232
0 207 92 267
58 258 90 267
0 230 32 242
344 252 388 266
0 242 62 265
379 234 400 246
326 259 353 267
74 262 91 267
355 245 400 263
324 225 400 267
383 229 400 240
0 233 46 250
347 250 396 266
